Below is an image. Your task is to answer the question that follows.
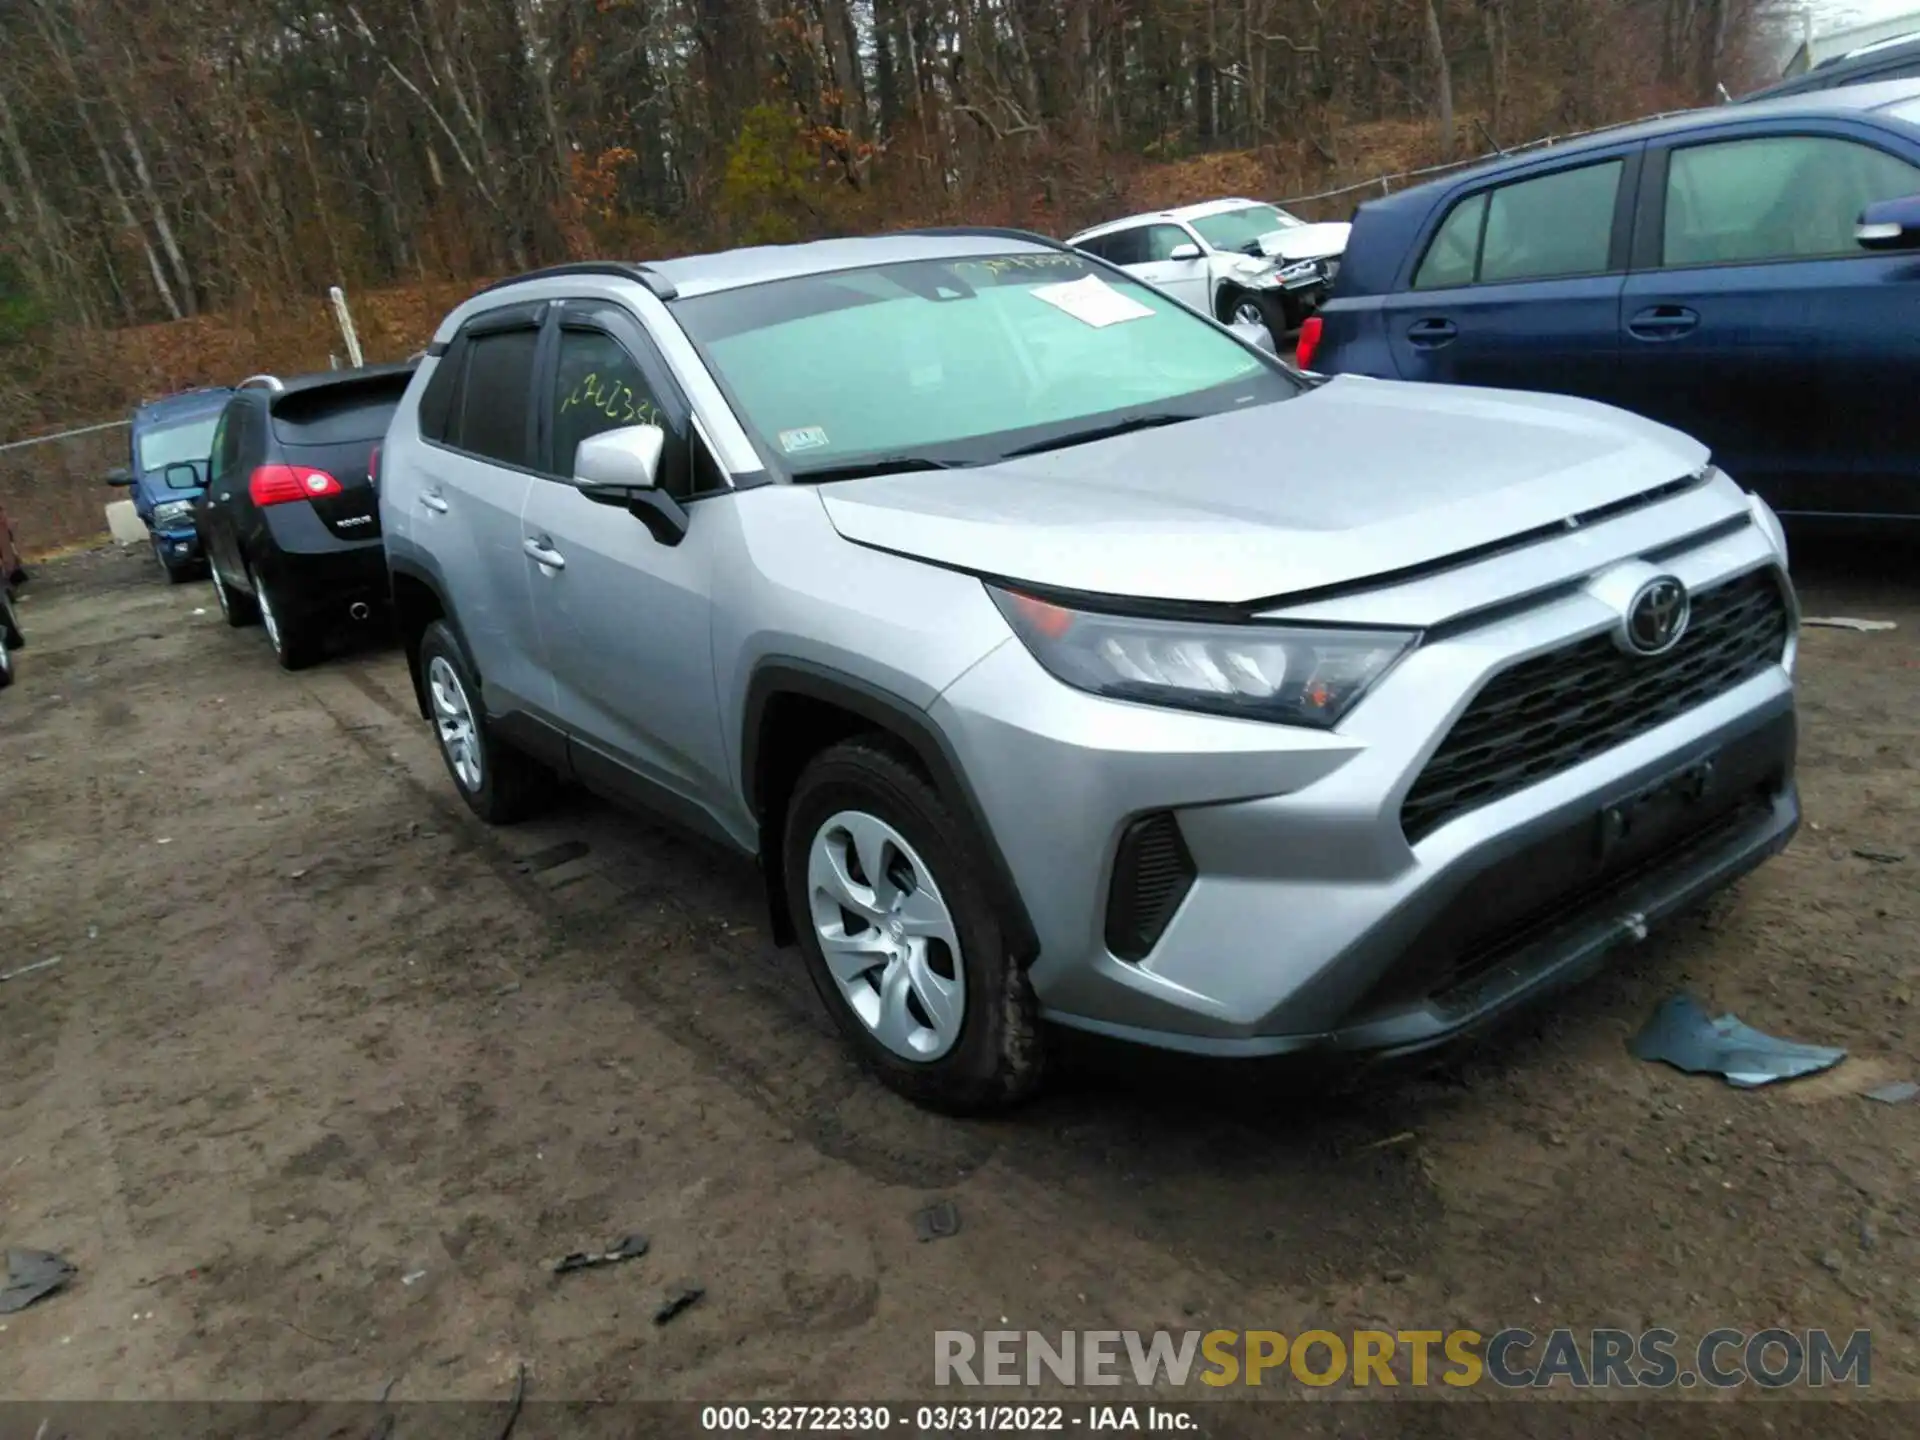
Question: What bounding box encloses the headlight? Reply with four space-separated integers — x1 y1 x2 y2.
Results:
153 500 197 527
1229 257 1281 289
989 586 1417 729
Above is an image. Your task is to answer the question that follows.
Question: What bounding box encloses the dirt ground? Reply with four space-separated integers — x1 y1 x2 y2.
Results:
2 535 1918 1426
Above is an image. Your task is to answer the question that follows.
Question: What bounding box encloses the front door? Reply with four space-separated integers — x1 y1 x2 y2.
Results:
1130 222 1214 313
520 304 735 838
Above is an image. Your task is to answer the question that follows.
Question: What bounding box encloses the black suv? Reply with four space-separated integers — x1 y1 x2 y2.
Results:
199 364 414 669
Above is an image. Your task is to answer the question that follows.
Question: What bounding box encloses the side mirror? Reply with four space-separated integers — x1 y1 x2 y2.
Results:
104 466 134 487
1856 194 1920 252
1167 242 1203 262
573 423 686 546
163 462 201 491
1231 320 1278 356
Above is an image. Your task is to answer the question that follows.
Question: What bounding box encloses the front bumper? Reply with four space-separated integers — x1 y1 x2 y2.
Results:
931 509 1797 1059
150 526 201 565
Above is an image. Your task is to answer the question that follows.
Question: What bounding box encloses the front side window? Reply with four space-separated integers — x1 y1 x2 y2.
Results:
551 328 667 476
1143 224 1198 261
453 328 539 468
1188 204 1301 253
1663 134 1920 267
137 414 221 472
671 251 1296 477
1098 229 1150 266
208 411 233 484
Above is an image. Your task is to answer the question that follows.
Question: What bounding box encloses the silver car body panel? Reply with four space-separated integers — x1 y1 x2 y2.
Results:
383 234 1799 1062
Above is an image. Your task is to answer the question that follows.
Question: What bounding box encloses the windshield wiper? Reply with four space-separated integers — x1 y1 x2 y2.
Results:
1002 413 1196 459
790 455 971 484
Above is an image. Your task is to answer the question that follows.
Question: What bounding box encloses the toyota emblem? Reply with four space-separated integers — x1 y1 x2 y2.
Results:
1623 576 1690 656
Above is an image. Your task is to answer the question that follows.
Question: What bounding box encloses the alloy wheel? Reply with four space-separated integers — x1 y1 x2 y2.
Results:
807 810 965 1061
1233 299 1267 329
258 582 282 653
428 655 483 792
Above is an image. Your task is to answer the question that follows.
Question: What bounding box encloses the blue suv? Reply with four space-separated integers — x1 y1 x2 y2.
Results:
106 387 234 581
1303 80 1920 522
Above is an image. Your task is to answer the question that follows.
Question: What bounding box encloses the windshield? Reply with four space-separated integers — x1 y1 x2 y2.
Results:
137 414 220 473
1189 205 1302 252
671 252 1295 476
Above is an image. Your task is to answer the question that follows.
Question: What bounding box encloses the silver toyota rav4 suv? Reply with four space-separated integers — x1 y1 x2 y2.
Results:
381 229 1799 1112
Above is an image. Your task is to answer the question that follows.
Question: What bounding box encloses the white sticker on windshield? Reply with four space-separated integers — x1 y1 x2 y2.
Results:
1029 274 1155 329
779 426 830 454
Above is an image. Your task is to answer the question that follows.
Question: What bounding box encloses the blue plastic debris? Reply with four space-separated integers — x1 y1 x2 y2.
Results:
1629 993 1845 1089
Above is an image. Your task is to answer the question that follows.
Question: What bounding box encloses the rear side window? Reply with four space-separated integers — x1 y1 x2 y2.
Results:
415 340 466 443
1412 159 1622 288
270 374 412 445
208 408 237 484
453 329 539 468
1414 193 1487 289
1662 134 1920 266
1098 229 1150 266
1479 161 1622 282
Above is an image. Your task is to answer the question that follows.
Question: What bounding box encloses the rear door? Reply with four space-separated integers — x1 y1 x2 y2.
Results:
416 304 554 719
1381 149 1640 405
519 300 732 828
1615 124 1920 516
202 399 258 585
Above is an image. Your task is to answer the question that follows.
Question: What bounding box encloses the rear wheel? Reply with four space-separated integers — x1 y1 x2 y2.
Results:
419 620 551 824
209 555 259 628
783 738 1044 1112
256 574 320 671
0 595 16 690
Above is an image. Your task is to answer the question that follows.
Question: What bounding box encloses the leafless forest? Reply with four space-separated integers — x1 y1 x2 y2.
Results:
0 0 1764 442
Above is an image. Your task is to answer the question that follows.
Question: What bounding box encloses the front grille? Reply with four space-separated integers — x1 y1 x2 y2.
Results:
1401 568 1790 844
1104 813 1196 962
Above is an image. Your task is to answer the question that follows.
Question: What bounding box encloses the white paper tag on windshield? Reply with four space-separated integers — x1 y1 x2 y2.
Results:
1030 274 1154 328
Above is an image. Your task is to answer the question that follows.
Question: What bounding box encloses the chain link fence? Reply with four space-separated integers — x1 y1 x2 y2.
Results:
0 422 132 556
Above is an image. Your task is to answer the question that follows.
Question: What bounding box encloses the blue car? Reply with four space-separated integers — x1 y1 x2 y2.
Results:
1303 79 1920 521
106 387 234 581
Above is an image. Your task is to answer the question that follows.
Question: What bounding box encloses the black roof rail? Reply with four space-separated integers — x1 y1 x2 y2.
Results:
896 225 1067 248
477 260 679 301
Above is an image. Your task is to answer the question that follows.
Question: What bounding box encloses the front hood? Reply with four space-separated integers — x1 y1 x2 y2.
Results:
818 377 1711 606
1258 221 1351 262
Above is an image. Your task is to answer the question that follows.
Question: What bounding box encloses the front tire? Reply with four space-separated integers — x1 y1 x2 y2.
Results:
1220 289 1290 346
783 738 1044 1113
418 620 551 824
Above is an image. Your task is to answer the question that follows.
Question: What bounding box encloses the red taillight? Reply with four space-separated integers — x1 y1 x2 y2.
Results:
249 464 343 507
1295 315 1324 371
368 445 381 487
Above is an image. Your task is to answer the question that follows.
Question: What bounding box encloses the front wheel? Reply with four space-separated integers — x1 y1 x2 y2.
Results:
418 620 551 824
1220 289 1290 347
783 739 1044 1113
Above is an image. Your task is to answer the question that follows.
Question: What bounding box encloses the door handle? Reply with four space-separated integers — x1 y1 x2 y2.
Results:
1627 305 1700 341
1407 318 1459 349
523 537 566 570
420 489 450 514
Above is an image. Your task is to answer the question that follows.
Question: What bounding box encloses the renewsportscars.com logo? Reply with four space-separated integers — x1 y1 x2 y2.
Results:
934 1328 1872 1391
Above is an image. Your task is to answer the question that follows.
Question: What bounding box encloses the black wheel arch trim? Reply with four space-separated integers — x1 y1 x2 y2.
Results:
387 552 477 719
743 659 1040 963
